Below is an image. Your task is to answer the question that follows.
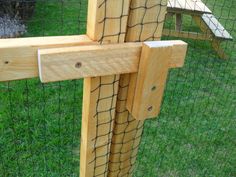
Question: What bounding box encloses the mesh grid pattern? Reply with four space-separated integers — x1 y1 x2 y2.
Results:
0 0 235 176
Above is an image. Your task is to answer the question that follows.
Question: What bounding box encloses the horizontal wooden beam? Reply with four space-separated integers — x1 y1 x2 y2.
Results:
162 29 211 41
38 41 187 83
0 35 95 82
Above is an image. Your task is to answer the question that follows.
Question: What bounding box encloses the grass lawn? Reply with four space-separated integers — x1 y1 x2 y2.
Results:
0 0 235 176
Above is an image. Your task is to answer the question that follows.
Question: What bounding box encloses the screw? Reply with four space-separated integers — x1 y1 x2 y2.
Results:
4 61 9 64
75 62 82 68
151 86 156 91
148 106 153 112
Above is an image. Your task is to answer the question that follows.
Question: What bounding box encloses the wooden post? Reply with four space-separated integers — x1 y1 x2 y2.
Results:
175 13 183 31
80 0 130 176
108 0 168 176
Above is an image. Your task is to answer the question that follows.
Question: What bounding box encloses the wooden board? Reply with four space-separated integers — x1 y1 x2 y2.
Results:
108 74 144 177
162 29 210 41
81 75 119 177
202 14 233 40
87 0 130 43
38 43 142 83
38 41 186 83
127 42 172 120
167 0 212 14
81 0 131 177
108 0 169 176
0 35 94 82
126 0 168 42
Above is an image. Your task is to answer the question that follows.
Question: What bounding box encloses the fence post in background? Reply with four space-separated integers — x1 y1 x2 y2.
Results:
108 0 168 176
80 0 130 177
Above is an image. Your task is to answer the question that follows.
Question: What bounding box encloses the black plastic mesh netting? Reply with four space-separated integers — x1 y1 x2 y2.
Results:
0 0 235 176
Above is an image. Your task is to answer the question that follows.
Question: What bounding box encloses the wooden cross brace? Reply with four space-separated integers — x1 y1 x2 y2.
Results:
0 36 187 121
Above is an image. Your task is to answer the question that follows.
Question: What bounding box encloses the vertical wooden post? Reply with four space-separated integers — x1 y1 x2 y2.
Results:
80 0 130 177
175 13 183 31
108 0 168 176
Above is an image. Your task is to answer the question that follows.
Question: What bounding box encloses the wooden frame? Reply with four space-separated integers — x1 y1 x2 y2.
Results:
0 1 187 177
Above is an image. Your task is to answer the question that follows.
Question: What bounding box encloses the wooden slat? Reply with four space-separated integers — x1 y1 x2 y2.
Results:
162 29 210 40
0 35 94 82
80 0 131 177
192 15 229 59
38 43 142 83
167 0 212 14
108 0 169 176
202 14 233 40
87 0 130 43
126 42 172 120
38 41 186 83
126 0 168 42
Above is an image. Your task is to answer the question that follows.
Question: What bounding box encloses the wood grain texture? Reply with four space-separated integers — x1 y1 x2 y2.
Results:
126 41 187 120
127 42 172 120
81 0 131 176
108 1 170 175
38 43 142 83
80 75 120 177
87 0 130 43
126 0 168 42
108 74 144 177
38 41 186 83
0 35 94 82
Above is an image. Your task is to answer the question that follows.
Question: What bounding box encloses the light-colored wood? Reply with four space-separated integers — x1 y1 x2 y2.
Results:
175 13 183 31
87 0 130 43
0 35 94 82
80 75 120 177
192 15 229 59
38 43 142 83
108 74 144 177
126 0 168 42
212 39 228 60
201 14 233 40
162 29 210 41
38 41 186 83
167 0 212 14
108 1 171 175
81 0 131 177
126 41 187 120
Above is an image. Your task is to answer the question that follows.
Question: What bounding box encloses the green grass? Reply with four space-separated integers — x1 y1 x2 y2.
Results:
0 0 235 176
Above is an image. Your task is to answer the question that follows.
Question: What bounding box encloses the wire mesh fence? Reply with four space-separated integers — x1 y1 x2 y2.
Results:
0 0 235 176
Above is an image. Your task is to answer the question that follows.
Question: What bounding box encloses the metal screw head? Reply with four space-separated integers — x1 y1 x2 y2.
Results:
148 106 153 112
151 86 156 91
75 62 82 68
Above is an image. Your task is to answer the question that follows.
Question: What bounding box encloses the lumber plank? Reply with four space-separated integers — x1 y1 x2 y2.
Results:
108 1 170 175
38 41 186 83
87 0 130 43
0 35 94 82
81 0 131 177
167 0 212 14
127 42 171 120
201 14 233 40
162 29 210 41
81 75 120 177
126 0 168 42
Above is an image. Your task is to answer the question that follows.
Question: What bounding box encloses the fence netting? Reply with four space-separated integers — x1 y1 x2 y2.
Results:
0 0 235 177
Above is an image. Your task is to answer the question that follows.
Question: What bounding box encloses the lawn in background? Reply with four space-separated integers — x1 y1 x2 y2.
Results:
0 0 235 176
